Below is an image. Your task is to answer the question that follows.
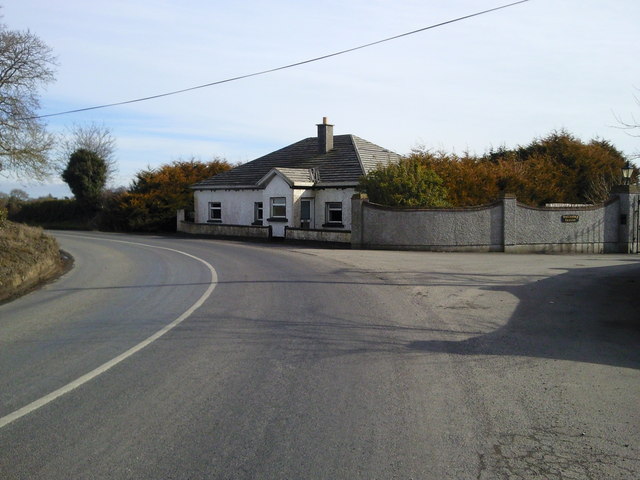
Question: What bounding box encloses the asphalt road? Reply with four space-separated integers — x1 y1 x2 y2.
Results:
1 231 639 479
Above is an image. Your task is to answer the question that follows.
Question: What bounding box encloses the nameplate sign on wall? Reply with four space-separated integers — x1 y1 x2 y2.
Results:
561 215 579 223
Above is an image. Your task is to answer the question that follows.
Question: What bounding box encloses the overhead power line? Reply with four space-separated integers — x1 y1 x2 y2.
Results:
32 0 529 120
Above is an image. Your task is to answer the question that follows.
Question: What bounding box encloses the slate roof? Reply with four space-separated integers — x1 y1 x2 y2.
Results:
193 134 400 189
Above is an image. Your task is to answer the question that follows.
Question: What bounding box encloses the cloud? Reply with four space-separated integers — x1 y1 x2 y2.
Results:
3 0 639 196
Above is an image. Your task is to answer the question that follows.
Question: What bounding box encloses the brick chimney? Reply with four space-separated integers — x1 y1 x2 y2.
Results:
317 117 333 154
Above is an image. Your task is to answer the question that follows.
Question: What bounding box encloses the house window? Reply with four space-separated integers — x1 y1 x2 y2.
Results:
208 202 222 222
270 197 286 219
324 202 343 226
253 202 263 224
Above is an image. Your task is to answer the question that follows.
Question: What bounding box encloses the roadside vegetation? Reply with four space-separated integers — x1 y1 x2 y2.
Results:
5 158 232 232
100 158 232 232
360 130 636 207
7 195 91 229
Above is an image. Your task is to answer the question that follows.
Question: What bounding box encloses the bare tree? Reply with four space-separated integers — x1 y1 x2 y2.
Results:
9 187 28 202
584 173 617 204
614 90 640 161
0 18 57 180
616 94 640 133
57 122 117 183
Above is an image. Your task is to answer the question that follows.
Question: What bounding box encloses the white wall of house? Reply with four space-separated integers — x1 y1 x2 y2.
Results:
194 184 356 235
262 175 293 237
194 189 262 225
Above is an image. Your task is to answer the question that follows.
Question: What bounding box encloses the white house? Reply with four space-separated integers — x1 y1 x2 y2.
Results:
191 118 400 237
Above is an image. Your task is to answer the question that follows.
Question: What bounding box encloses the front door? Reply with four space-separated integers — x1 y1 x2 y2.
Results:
300 198 314 229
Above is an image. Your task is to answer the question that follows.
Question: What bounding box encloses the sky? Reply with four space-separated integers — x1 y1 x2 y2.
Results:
1 0 639 198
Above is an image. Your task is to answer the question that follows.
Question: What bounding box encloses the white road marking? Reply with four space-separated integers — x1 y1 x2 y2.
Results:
0 235 218 429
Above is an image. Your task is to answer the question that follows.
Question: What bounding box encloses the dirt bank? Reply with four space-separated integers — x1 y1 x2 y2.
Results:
0 221 70 304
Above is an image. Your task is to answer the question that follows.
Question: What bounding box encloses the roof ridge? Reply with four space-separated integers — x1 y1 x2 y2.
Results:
349 135 366 176
351 134 396 152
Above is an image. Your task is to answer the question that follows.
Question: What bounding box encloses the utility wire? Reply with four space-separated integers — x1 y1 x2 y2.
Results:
31 0 529 120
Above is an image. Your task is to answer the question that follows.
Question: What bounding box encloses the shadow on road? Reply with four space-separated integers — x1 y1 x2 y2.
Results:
406 260 640 370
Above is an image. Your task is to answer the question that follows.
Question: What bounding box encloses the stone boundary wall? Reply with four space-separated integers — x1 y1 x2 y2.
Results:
352 190 639 253
351 200 504 251
509 199 620 253
177 211 271 239
178 221 272 239
285 227 351 244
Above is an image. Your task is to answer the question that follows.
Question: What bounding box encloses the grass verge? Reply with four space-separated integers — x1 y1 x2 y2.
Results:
0 221 69 304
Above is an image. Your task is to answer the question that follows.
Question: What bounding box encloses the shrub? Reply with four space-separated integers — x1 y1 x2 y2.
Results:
408 131 628 207
358 158 449 207
61 148 107 209
9 198 89 228
117 158 232 232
